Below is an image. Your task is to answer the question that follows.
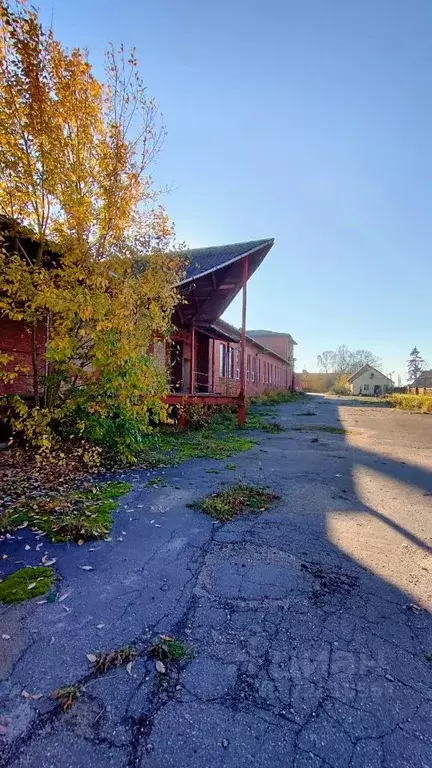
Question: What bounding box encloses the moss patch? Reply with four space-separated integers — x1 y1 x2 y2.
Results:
292 425 347 435
190 482 279 521
0 566 54 604
1 481 131 542
137 428 256 467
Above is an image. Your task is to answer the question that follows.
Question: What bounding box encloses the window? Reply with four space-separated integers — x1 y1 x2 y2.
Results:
236 350 241 380
269 364 272 385
228 347 234 379
246 354 251 381
258 358 261 384
219 343 226 378
363 383 369 391
252 357 256 383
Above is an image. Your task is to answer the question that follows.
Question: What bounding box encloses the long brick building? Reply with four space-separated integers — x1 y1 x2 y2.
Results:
0 232 298 420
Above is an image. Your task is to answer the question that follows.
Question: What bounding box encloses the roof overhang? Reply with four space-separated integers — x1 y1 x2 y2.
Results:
173 240 274 327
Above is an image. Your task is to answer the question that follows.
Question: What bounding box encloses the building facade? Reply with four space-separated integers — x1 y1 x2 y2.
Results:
209 322 295 397
1 236 299 415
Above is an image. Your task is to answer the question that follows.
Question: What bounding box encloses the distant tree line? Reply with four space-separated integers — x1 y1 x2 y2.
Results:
316 346 381 375
301 346 381 394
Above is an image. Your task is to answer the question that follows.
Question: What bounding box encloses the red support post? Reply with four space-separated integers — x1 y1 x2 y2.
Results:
226 343 230 394
190 325 195 394
212 339 217 393
238 255 248 427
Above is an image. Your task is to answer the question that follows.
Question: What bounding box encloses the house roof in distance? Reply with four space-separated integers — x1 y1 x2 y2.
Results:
247 329 297 345
412 370 432 388
348 364 393 384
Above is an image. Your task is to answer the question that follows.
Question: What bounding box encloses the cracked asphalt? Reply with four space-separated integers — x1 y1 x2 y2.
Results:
1 394 432 767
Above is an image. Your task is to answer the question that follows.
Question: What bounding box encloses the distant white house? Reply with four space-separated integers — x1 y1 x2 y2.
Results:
347 364 394 396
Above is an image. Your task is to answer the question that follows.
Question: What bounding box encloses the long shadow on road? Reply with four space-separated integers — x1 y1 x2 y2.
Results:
0 394 431 768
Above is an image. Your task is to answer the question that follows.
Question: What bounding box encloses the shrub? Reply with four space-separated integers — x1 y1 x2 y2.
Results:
330 375 351 395
178 398 215 429
390 394 432 413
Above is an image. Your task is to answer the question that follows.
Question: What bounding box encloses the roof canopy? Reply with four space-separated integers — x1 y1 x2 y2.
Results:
174 239 274 327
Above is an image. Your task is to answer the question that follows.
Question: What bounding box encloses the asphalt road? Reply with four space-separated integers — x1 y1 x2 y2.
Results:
0 395 431 767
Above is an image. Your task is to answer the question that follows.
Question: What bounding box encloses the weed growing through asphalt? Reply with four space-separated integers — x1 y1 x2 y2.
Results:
189 482 279 521
51 685 81 712
0 481 131 542
87 645 138 673
0 566 54 604
297 410 316 416
225 463 237 470
148 635 192 663
147 476 168 487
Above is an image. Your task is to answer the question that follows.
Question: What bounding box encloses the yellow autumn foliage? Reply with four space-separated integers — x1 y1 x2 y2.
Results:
0 1 183 460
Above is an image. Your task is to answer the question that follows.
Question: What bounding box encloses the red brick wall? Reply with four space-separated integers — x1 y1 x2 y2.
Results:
247 333 294 362
211 339 293 396
0 317 46 397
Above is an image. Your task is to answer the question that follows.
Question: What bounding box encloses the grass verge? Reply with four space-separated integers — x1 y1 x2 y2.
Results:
0 481 131 542
135 420 257 467
390 394 432 414
189 482 279 521
0 566 54 604
248 391 301 406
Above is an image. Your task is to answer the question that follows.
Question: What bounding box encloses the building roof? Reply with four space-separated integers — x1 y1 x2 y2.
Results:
212 319 293 366
181 239 273 284
412 370 432 388
174 238 274 327
247 329 297 345
347 364 393 384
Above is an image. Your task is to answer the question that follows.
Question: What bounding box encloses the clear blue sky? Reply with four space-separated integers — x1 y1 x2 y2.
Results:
39 0 431 381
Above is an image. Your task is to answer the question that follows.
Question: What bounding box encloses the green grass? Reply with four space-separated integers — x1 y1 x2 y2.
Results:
135 418 257 467
248 391 301 405
0 566 54 604
0 481 131 542
291 425 347 435
189 482 279 521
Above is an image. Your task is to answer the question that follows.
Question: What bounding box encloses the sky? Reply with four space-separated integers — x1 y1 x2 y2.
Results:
38 0 431 381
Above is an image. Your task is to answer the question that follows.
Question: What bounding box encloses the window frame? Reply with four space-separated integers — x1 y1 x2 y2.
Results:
219 343 226 378
236 349 241 380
